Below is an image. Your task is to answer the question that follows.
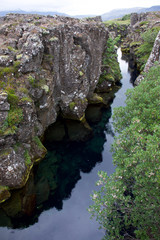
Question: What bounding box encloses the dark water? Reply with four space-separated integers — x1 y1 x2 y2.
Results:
0 48 137 240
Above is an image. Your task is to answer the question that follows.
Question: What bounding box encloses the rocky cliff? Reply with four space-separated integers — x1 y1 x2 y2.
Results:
0 14 109 202
121 11 160 72
135 30 160 85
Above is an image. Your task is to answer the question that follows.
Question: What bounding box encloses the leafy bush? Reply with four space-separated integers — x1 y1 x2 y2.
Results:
89 64 160 239
121 14 131 21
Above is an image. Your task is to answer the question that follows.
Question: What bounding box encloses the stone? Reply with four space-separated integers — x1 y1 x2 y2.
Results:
135 30 160 85
0 14 108 202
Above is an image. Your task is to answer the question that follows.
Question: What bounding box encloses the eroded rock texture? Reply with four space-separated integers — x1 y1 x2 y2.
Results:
0 14 108 200
134 30 160 85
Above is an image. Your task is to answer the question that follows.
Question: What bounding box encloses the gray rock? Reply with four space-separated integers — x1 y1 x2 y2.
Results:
0 14 108 199
135 30 160 85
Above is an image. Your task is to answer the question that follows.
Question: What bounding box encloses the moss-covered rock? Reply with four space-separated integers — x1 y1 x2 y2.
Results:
122 11 160 72
0 14 108 202
0 186 11 204
96 37 122 93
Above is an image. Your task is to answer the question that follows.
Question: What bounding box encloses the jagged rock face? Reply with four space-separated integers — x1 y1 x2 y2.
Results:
135 30 160 85
130 13 148 27
123 11 160 45
143 30 160 72
0 14 108 198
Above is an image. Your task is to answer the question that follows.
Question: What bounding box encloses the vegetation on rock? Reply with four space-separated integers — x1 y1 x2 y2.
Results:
104 15 130 27
121 11 160 72
134 27 160 71
98 37 122 86
89 63 160 239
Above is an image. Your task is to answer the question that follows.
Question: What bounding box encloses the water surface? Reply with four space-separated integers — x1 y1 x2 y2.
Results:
0 48 136 240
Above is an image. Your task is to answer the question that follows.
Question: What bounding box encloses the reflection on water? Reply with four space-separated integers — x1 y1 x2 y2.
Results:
0 49 138 240
0 103 115 229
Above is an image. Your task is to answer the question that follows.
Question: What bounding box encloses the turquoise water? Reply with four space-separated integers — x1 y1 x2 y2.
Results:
0 49 137 240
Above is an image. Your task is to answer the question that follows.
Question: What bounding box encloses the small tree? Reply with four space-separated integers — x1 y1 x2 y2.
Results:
89 64 160 239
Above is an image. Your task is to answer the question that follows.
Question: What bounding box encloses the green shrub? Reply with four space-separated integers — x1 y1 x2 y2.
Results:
89 64 160 239
121 14 131 21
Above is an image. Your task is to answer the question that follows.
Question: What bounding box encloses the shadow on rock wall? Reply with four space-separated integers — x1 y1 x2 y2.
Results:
0 91 117 229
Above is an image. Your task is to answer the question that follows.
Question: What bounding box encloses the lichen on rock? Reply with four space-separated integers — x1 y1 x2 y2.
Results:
0 13 108 202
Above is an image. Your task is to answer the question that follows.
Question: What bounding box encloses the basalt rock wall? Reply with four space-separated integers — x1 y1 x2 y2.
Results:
0 14 108 201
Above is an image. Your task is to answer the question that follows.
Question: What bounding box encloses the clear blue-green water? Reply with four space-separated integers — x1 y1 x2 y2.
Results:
0 49 137 240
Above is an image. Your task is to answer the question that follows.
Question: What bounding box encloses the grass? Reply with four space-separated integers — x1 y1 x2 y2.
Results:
104 18 130 26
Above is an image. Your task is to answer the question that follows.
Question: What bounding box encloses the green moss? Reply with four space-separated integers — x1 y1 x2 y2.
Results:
7 93 19 106
0 149 11 157
40 26 47 30
41 84 49 93
0 185 9 191
79 71 84 77
139 21 149 26
18 87 28 94
99 73 115 85
7 108 23 129
7 46 17 52
0 186 11 203
27 75 46 88
0 81 5 88
0 61 20 78
135 28 141 33
13 142 21 152
33 136 44 150
16 54 23 60
0 95 23 135
104 17 130 26
0 67 13 77
28 74 36 87
2 92 24 134
99 37 122 86
69 101 76 110
24 150 32 165
20 96 32 102
79 114 85 122
130 41 141 47
49 37 58 42
6 87 15 94
88 93 104 104
121 47 130 53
